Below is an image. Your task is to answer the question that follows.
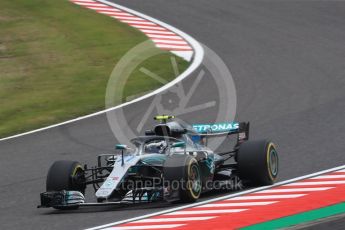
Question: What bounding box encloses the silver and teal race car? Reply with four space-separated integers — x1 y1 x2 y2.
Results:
38 115 279 210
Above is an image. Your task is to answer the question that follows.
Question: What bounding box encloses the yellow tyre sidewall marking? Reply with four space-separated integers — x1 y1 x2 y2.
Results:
266 143 277 181
187 158 200 199
72 165 83 177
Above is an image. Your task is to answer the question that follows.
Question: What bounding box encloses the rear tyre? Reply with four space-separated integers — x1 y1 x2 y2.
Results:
180 157 202 202
237 140 278 185
164 155 202 203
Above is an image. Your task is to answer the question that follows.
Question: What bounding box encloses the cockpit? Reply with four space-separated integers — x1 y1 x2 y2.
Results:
144 139 168 154
130 136 184 155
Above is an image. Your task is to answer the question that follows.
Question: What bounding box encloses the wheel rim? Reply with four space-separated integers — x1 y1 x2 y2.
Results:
269 149 278 177
71 166 86 193
189 164 201 196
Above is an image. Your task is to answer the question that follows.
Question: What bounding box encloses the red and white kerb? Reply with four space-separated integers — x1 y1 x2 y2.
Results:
70 0 194 61
99 169 345 229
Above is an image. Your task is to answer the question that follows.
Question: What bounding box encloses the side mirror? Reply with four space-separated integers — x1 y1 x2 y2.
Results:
172 141 186 148
115 144 127 166
115 144 127 150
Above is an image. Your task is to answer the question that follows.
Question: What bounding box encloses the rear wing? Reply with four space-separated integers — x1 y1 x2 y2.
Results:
192 122 250 145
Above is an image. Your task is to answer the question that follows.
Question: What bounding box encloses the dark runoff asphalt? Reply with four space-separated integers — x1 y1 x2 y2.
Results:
1 1 345 229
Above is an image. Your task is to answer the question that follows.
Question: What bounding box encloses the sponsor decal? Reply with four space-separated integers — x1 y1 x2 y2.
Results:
193 122 239 133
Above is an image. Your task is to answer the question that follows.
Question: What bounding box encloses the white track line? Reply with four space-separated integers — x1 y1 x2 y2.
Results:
336 169 345 172
255 187 334 193
132 216 216 223
228 194 306 200
0 0 204 142
104 224 185 230
164 209 247 215
197 201 277 208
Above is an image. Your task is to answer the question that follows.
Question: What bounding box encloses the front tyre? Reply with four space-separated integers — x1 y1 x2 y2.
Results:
46 160 86 194
46 160 86 210
237 140 278 185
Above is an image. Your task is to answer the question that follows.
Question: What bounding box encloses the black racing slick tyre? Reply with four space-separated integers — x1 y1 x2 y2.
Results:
237 140 278 185
164 155 202 203
181 156 202 202
46 160 86 194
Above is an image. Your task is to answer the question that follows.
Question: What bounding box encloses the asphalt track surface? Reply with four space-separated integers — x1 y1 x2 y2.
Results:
1 1 345 229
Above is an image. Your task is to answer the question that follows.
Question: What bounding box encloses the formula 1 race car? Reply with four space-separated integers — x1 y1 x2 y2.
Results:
38 115 278 209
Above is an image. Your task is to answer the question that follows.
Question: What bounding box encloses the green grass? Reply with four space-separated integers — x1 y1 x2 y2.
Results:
0 0 189 138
